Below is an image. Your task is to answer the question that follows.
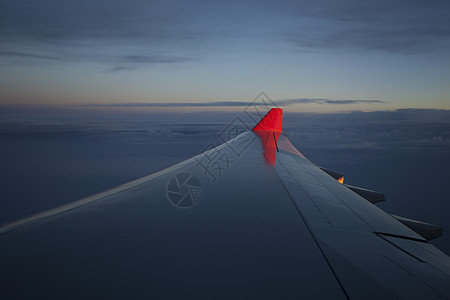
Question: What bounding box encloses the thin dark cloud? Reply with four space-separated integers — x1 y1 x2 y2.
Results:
103 55 193 72
0 49 193 71
277 98 385 105
88 98 385 107
0 51 64 61
106 65 138 73
289 26 450 55
121 55 192 64
88 101 254 107
0 51 193 63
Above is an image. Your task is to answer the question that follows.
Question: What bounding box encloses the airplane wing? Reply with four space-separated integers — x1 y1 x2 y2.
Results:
1 108 449 299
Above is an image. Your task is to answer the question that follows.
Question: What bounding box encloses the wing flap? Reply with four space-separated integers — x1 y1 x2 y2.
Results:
391 214 443 241
345 184 386 204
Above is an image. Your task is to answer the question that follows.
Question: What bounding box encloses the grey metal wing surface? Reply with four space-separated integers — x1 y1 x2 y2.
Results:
1 108 449 299
275 134 450 299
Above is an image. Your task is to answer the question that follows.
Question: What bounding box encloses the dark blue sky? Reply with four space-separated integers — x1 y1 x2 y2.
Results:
1 0 449 111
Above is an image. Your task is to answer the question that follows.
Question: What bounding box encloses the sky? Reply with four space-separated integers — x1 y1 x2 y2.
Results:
1 0 449 112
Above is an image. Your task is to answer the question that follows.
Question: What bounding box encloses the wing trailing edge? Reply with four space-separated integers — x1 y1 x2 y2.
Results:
344 184 386 204
391 214 443 241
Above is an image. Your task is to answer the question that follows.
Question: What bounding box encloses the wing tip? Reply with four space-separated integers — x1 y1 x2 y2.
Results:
252 108 283 132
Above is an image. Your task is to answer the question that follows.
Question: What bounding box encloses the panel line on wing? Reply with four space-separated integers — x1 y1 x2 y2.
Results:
275 162 332 225
277 153 372 231
273 156 350 299
376 234 425 262
382 255 446 298
291 155 376 230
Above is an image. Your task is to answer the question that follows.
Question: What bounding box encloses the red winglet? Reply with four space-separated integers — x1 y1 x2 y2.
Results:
252 108 283 132
252 108 283 166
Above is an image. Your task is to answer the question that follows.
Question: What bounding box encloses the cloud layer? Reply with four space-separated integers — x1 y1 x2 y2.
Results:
87 98 385 107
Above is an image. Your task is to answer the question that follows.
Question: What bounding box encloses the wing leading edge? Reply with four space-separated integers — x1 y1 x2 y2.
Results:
0 108 449 299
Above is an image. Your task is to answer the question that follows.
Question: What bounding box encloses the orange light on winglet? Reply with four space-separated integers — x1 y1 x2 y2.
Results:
252 108 283 166
337 176 344 184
